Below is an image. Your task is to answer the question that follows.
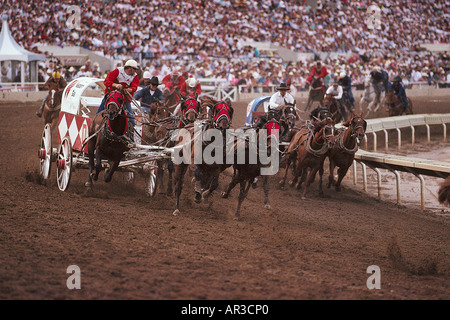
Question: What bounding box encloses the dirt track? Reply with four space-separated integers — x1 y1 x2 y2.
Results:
0 96 449 301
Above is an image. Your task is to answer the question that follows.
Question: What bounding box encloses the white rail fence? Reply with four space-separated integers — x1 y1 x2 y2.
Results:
351 114 450 210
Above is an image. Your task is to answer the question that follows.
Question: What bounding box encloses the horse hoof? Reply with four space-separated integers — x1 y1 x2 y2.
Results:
301 196 306 200
233 215 240 221
173 209 180 216
221 192 229 199
265 204 272 210
85 181 92 188
194 193 202 204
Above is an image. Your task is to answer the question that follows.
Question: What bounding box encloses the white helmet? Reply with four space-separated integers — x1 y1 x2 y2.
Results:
124 59 138 69
339 71 346 78
187 77 197 88
143 71 151 79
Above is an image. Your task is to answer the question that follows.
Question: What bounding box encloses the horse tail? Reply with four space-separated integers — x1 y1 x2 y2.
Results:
438 177 450 206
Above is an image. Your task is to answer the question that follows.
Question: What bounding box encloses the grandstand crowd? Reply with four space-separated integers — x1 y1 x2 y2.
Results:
1 0 449 90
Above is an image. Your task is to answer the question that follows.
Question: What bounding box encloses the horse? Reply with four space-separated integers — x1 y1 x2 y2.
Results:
304 77 325 112
323 93 348 124
438 177 450 206
327 112 367 191
86 90 131 188
220 119 279 219
359 74 384 117
178 93 201 127
385 89 413 116
291 116 336 199
42 88 63 129
172 99 234 216
279 102 298 143
278 112 330 189
140 101 175 195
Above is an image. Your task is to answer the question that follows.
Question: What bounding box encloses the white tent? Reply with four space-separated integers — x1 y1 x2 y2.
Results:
0 13 46 87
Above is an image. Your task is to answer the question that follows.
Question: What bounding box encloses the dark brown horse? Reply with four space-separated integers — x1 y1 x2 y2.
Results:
172 99 234 216
221 119 279 219
43 88 63 129
163 81 182 112
292 117 336 198
86 90 131 187
304 77 325 112
438 177 450 206
385 89 413 116
327 112 367 191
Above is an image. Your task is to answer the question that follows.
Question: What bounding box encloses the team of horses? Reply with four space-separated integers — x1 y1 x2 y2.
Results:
43 75 448 218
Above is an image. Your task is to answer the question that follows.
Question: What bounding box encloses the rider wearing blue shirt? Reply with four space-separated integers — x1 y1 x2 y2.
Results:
337 71 355 110
391 75 411 114
133 76 165 114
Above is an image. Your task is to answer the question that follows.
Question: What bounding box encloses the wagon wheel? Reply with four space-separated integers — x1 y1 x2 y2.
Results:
144 160 158 197
56 136 73 191
38 124 52 180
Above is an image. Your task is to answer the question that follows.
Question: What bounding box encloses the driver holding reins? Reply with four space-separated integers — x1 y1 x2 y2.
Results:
96 59 140 127
306 60 328 88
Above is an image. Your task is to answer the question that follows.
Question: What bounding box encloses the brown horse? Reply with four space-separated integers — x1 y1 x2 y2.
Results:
304 77 325 112
292 117 336 198
220 119 279 219
327 112 367 191
323 93 348 123
385 89 413 116
438 177 450 206
43 88 63 129
86 90 131 188
278 114 330 189
172 99 234 216
140 102 175 195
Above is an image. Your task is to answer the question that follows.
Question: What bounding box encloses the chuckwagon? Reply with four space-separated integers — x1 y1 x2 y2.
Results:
38 77 173 195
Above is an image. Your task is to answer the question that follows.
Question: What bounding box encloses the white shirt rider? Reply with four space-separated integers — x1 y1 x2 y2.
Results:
268 83 295 111
326 84 343 99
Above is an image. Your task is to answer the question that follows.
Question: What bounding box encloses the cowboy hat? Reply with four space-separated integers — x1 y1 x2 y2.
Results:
149 76 161 86
277 83 290 91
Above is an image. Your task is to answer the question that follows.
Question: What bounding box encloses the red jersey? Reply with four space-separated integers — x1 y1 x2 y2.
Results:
180 81 202 97
103 67 139 102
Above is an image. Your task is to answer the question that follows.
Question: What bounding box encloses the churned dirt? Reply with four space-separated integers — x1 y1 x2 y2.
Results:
0 95 449 301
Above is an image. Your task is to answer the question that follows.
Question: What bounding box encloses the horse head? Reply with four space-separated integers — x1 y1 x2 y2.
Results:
105 90 125 120
181 94 200 123
282 103 297 129
264 117 280 148
343 112 367 146
211 100 233 130
317 117 336 148
311 77 323 90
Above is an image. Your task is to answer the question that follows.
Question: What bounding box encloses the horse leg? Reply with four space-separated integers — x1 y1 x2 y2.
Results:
222 167 240 198
173 164 187 216
296 167 308 190
328 158 336 188
301 167 318 199
279 156 291 188
318 165 325 197
305 97 312 111
235 180 252 220
202 173 219 203
263 176 271 210
104 159 120 183
166 160 174 195
86 138 96 187
335 166 350 192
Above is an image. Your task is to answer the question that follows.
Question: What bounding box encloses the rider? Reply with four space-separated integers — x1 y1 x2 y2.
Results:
325 81 346 121
96 59 140 127
133 76 165 114
391 75 411 114
36 70 67 118
268 82 295 121
337 71 355 111
180 77 202 98
162 67 186 94
370 65 389 104
306 60 328 90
